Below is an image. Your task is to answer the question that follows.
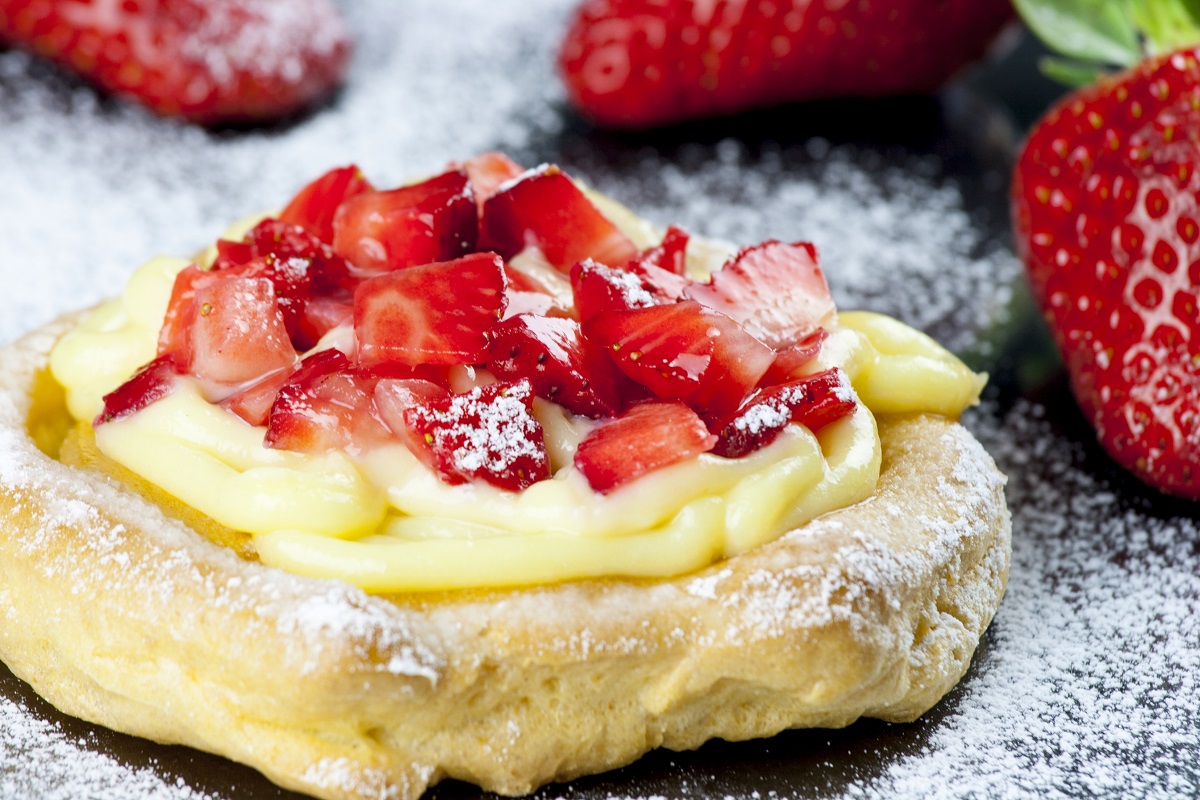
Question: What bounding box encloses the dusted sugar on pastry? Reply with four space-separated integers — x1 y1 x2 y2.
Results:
0 153 1011 800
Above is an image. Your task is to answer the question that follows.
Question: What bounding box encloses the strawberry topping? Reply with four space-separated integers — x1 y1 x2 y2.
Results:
95 355 183 426
354 252 508 368
574 402 717 494
115 155 853 495
333 170 478 272
478 164 639 271
584 300 775 422
713 369 857 458
402 380 551 491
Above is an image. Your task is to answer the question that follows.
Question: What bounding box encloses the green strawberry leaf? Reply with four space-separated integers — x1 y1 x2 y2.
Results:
1012 0 1142 66
1129 0 1200 53
1038 56 1109 86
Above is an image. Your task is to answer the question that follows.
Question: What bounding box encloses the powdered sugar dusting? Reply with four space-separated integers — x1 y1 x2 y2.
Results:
1 1 1197 797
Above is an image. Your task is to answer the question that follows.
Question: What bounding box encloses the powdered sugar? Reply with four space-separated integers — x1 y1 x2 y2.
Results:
0 2 1197 800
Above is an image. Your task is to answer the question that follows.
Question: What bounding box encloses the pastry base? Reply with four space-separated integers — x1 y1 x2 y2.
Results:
0 314 1011 800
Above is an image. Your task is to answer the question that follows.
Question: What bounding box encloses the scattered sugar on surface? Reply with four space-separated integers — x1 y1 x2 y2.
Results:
0 695 216 800
2 2 1198 799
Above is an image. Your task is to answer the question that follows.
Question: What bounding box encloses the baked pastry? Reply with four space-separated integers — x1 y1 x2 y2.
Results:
0 154 1010 800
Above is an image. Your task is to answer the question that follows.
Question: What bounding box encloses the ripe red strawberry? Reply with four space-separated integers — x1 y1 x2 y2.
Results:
478 164 639 271
713 368 856 458
333 169 478 273
685 240 835 350
353 251 508 368
1011 5 1200 499
573 401 717 493
264 349 404 454
279 165 373 244
558 0 1014 128
401 380 551 491
454 151 527 215
95 354 182 425
570 257 690 321
487 313 629 418
0 0 351 125
187 275 298 386
583 299 774 422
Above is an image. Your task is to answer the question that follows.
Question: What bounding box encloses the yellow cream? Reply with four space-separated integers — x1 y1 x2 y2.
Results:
50 215 984 593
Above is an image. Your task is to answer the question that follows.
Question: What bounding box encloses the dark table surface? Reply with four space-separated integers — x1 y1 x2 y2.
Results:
1 3 1198 799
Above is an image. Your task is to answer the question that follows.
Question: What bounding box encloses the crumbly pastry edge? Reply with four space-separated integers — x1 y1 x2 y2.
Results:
0 313 1012 800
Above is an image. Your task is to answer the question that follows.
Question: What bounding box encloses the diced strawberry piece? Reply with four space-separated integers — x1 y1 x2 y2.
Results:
188 276 298 387
487 314 626 418
634 225 690 276
713 369 857 458
94 355 182 426
221 365 296 427
569 258 689 322
373 378 452 445
573 401 717 494
215 217 355 295
401 380 551 491
332 169 477 272
455 152 526 214
583 300 774 422
264 349 396 453
295 295 354 351
761 328 830 386
501 264 568 320
279 165 373 244
478 164 638 271
685 240 836 350
159 263 215 361
354 252 508 368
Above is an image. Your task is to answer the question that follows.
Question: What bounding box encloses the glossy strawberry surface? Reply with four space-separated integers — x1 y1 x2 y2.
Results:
558 0 1013 128
100 156 851 494
0 0 351 125
1013 48 1200 499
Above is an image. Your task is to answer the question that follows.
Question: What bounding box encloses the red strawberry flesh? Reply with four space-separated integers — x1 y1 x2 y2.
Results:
401 380 551 491
478 164 639 271
95 354 182 426
353 252 508 368
713 368 856 458
573 401 717 494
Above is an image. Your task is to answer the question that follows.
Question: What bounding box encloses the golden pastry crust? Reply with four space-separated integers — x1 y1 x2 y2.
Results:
0 313 1011 800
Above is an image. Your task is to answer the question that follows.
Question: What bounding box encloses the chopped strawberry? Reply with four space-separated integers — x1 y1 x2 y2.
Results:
264 349 396 453
584 300 774 422
215 217 355 297
159 263 216 360
94 355 183 426
332 169 477 272
502 264 568 320
574 401 717 494
354 251 508 368
372 378 452 445
713 369 857 458
0 0 353 126
761 328 830 386
220 361 301 427
455 152 526 214
187 276 298 387
487 314 626 418
294 295 354 352
279 165 373 244
633 225 690 276
401 380 551 491
569 257 689 321
478 164 639 271
685 241 835 350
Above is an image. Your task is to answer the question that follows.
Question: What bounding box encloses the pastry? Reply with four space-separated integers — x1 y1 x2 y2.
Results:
0 154 1010 800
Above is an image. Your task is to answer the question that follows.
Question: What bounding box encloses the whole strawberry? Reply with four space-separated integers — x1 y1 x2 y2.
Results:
0 0 350 125
558 0 1014 128
1012 2 1200 499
